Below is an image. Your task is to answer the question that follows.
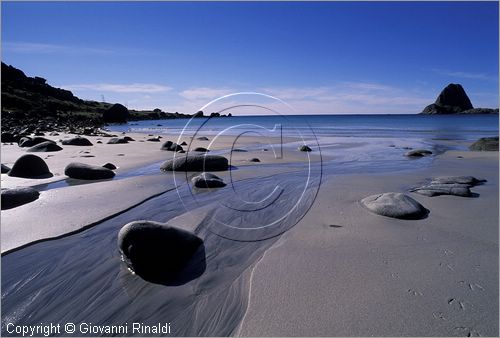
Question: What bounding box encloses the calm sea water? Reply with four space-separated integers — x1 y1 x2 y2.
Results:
109 114 499 174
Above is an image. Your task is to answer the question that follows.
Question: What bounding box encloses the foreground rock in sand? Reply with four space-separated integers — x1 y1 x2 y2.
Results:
469 136 499 151
161 140 183 152
18 137 55 148
191 172 226 188
405 149 432 157
298 145 312 152
1 187 40 210
161 155 229 172
1 164 11 173
61 137 93 146
27 141 63 152
117 220 203 283
65 162 115 180
361 192 428 219
8 154 52 178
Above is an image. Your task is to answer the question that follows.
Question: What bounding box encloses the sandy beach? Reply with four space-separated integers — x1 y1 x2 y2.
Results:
1 128 498 337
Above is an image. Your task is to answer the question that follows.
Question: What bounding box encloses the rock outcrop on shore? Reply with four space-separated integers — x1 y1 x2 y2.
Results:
410 176 485 197
469 136 499 151
117 220 203 283
420 83 498 115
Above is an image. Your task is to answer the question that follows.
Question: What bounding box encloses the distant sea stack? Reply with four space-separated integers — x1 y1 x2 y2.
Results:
420 83 498 115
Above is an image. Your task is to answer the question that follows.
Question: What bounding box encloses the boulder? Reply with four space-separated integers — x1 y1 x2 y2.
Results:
147 137 161 142
430 176 485 186
18 137 54 148
103 103 129 123
107 137 129 144
123 136 135 142
161 141 183 152
405 149 432 157
248 158 261 162
180 141 188 146
27 141 63 152
117 220 203 282
231 148 247 152
298 145 312 152
61 137 93 146
8 154 52 178
469 136 499 151
420 84 473 114
102 162 117 170
1 164 11 174
191 172 226 188
1 132 18 143
361 192 428 220
1 187 40 210
161 155 229 172
65 162 115 180
193 147 209 152
196 136 209 141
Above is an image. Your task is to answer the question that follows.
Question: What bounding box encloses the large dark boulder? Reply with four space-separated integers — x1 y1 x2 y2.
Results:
469 137 499 151
298 145 312 152
405 149 433 157
61 137 93 146
421 84 473 114
8 154 52 178
161 141 183 152
193 147 209 152
1 187 40 210
117 220 203 283
27 141 63 152
103 103 129 123
1 132 18 143
107 137 129 144
361 192 428 220
161 155 228 172
64 162 115 180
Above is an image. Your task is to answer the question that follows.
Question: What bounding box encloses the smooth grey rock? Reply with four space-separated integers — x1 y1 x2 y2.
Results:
410 184 472 197
107 137 129 144
469 137 499 151
1 187 40 210
430 176 485 186
65 162 115 180
191 172 226 188
27 141 63 152
361 192 428 220
161 141 183 152
180 141 187 146
248 158 261 162
117 220 203 283
8 154 52 178
196 136 209 141
61 137 93 146
405 149 432 157
19 137 54 148
161 155 228 172
298 145 312 152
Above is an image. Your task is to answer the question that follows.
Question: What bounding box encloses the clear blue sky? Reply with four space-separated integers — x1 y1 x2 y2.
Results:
2 1 498 114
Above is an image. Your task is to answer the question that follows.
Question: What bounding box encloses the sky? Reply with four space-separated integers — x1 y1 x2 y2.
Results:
2 1 499 115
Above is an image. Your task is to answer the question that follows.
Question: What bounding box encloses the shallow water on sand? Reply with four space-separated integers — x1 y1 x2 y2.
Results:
1 168 320 336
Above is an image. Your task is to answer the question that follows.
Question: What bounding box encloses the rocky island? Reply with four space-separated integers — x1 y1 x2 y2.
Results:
420 83 499 114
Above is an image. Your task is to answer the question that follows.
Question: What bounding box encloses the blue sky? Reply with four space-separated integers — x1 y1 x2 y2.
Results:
2 1 498 114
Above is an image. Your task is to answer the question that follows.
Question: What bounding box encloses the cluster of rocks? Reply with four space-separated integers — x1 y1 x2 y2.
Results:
361 175 485 220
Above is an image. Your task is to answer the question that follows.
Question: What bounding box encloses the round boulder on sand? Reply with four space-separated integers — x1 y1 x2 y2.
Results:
361 192 428 220
27 141 63 152
192 172 226 188
117 220 203 282
405 149 432 157
1 164 11 174
430 176 484 186
196 136 209 141
61 137 93 146
65 162 115 180
102 162 117 170
8 154 52 178
1 187 40 210
248 158 261 162
107 137 129 144
193 147 209 152
161 155 228 172
19 137 55 148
